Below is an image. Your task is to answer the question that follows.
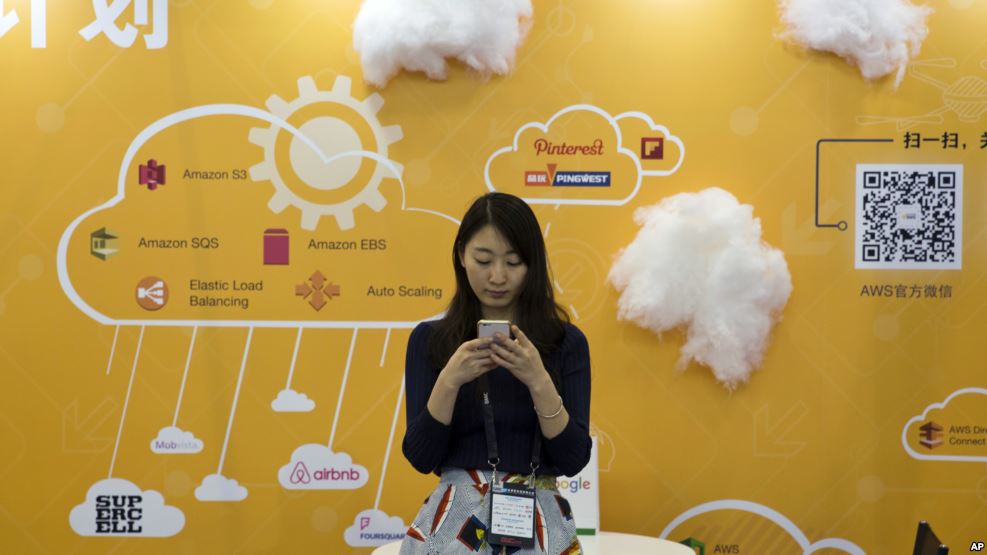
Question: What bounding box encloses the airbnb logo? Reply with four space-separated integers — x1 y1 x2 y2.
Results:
289 461 361 483
313 468 362 481
290 462 311 484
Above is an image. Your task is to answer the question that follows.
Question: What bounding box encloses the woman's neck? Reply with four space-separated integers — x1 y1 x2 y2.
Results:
481 307 514 322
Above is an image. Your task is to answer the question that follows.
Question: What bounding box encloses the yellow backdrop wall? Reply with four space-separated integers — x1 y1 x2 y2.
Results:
1 1 985 553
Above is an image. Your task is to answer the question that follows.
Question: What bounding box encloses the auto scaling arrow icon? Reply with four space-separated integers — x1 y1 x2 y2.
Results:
295 271 340 311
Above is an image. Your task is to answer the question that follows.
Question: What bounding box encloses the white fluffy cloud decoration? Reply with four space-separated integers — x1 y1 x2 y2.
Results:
608 188 793 389
778 0 933 88
353 0 532 87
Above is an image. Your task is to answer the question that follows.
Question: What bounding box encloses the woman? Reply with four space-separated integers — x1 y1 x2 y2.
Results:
400 192 592 555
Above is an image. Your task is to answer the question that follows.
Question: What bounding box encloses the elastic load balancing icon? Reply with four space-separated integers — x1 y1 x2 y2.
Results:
135 277 168 310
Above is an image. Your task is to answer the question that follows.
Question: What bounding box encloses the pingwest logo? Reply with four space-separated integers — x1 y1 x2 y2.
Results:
919 421 944 449
289 461 361 484
524 164 611 187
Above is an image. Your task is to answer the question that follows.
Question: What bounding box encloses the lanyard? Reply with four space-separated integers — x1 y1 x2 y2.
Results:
477 375 542 486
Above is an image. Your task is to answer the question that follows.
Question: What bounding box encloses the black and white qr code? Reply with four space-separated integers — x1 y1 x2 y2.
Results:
855 164 963 270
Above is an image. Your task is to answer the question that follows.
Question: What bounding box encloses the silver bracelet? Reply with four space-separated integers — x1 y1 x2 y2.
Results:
534 395 564 419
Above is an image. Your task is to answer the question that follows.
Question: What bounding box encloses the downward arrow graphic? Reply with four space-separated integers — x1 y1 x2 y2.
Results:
62 398 118 453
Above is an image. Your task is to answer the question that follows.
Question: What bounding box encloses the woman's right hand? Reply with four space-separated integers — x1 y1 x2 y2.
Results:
440 337 498 388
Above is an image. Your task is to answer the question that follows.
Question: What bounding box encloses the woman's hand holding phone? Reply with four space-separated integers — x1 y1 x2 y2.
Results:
440 337 498 388
489 325 550 390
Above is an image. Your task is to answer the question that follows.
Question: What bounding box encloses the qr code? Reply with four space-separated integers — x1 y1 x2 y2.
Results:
855 164 963 270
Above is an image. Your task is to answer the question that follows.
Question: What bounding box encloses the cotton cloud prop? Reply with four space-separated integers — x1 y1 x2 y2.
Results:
778 0 933 88
608 188 792 388
353 0 532 87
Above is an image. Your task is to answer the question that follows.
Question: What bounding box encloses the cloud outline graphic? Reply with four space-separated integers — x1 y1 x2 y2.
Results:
343 508 407 547
483 104 685 206
271 388 316 412
901 386 987 463
149 425 204 454
194 473 248 502
659 499 865 555
57 100 458 330
278 444 369 490
69 478 185 537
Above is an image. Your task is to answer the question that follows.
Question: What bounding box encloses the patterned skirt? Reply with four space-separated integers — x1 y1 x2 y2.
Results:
399 468 582 555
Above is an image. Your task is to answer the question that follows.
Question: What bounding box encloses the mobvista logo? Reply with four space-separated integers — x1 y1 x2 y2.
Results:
289 462 362 484
153 440 200 451
557 476 592 494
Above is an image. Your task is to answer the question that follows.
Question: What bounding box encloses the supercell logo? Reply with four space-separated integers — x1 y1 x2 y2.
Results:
95 495 144 534
524 163 611 187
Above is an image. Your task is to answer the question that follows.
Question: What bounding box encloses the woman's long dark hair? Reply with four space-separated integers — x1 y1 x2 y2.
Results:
428 192 570 390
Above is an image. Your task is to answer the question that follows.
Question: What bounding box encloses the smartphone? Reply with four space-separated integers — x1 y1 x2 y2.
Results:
477 320 511 346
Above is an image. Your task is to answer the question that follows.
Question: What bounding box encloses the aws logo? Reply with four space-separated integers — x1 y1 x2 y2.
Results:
679 537 741 554
524 163 611 187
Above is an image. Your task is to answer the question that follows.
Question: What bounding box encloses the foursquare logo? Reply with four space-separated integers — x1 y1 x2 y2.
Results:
525 163 611 187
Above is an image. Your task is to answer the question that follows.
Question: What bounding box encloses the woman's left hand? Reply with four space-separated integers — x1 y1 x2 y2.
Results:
489 325 549 389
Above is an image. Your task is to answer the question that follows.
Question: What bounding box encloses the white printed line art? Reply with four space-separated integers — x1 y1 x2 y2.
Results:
857 58 987 130
61 76 691 542
344 330 408 547
660 499 865 555
195 327 253 502
483 104 685 207
277 329 369 492
104 325 119 376
272 328 315 413
62 74 461 539
69 325 188 537
151 325 204 454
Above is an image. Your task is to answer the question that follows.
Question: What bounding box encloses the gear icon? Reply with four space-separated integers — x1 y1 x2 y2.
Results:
248 75 404 230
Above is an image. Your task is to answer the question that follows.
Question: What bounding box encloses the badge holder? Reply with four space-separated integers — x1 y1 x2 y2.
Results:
479 376 542 550
489 480 537 549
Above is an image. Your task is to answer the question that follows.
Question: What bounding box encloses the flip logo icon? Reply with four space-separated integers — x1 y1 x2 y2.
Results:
641 137 664 160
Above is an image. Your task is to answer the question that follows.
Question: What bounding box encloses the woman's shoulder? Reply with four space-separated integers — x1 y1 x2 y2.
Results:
413 319 437 332
560 322 588 350
409 319 441 346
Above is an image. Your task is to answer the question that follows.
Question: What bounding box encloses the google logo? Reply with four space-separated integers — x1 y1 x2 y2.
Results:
557 476 592 494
